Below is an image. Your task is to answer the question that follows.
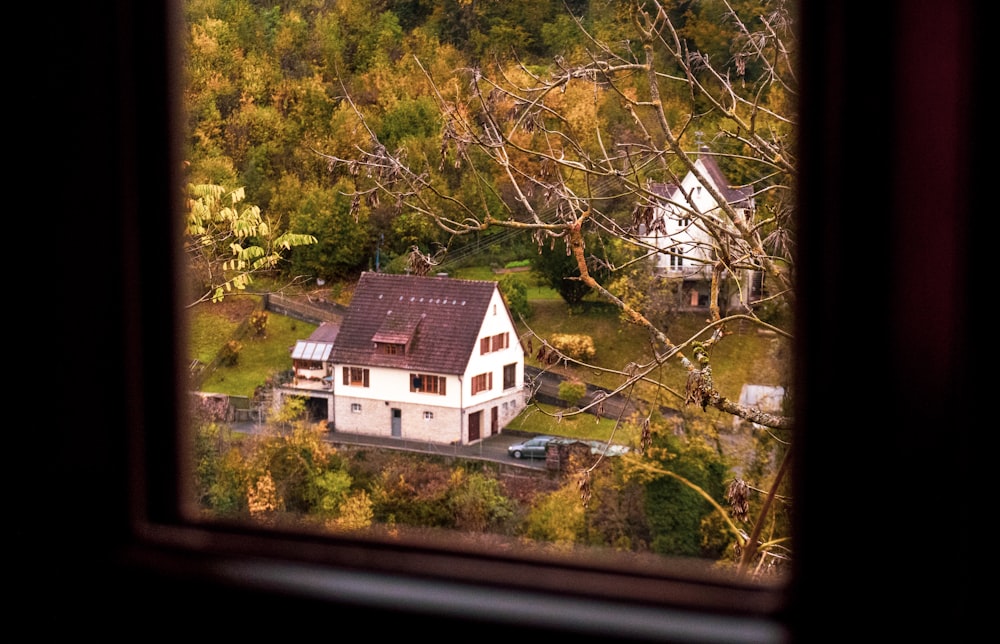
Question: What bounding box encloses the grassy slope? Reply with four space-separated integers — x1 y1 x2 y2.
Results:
189 293 318 397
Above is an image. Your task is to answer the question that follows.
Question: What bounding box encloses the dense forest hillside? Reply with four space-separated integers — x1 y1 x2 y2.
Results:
183 0 787 282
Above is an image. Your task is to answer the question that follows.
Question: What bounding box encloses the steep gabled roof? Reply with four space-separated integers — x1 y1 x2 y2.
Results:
329 272 504 375
652 147 753 211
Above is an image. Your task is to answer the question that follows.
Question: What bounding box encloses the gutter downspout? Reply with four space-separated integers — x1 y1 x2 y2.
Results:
458 375 464 444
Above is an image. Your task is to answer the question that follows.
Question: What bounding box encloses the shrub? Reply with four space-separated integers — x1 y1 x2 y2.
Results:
219 339 243 366
249 309 269 337
549 333 596 361
558 379 587 407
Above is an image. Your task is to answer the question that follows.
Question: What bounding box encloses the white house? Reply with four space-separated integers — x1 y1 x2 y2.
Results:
641 146 762 310
279 271 525 445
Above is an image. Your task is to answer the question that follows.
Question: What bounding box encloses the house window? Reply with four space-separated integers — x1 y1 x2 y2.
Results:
350 403 362 413
503 363 516 389
670 247 685 268
411 373 446 395
480 332 509 355
343 367 370 387
471 372 492 395
381 343 401 355
423 411 433 420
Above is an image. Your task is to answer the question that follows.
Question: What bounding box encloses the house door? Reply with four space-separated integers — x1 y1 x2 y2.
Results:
468 410 481 442
391 408 401 437
491 406 498 436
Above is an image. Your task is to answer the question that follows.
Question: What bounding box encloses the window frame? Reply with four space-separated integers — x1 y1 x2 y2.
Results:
503 363 516 390
471 372 492 395
124 2 787 636
410 373 446 395
85 2 982 642
343 366 370 387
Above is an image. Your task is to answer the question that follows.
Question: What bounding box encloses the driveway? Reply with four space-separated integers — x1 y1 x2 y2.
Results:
324 428 549 470
231 420 549 470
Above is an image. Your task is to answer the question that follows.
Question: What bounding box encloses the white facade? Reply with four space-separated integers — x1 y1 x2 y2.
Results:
645 159 744 276
642 153 760 309
330 288 525 443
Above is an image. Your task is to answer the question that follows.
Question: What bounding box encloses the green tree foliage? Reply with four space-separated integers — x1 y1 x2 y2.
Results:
275 176 372 280
531 236 593 305
185 184 317 306
497 273 531 321
521 484 586 546
447 468 515 533
580 460 652 552
369 454 456 528
193 422 249 515
377 95 441 148
627 417 732 559
268 394 307 427
245 423 353 517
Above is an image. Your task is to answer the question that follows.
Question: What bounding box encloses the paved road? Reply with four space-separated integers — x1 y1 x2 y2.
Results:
525 365 658 420
326 427 549 469
227 366 662 472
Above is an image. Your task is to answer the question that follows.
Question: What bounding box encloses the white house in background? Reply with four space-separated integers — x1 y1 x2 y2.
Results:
641 145 762 310
303 271 525 445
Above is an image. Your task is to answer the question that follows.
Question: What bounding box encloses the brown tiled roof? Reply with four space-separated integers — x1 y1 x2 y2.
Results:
329 272 504 375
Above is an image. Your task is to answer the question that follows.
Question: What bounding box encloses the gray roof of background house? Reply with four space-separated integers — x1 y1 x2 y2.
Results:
307 321 341 343
651 146 754 210
328 271 506 375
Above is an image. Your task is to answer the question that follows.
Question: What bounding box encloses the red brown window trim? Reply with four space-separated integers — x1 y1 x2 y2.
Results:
410 373 446 395
343 366 370 387
471 372 492 395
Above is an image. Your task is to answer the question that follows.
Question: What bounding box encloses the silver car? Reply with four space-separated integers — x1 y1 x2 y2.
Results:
507 435 554 459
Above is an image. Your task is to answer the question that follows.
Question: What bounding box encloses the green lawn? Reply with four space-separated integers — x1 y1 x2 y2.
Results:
191 297 317 398
506 402 639 444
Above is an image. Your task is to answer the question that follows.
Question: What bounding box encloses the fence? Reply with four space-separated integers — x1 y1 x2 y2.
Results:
190 292 345 389
263 292 346 325
189 317 252 390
